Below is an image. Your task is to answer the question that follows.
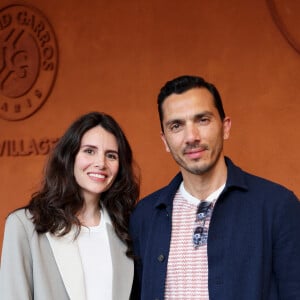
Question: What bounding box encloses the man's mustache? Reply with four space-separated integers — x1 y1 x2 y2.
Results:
183 143 209 153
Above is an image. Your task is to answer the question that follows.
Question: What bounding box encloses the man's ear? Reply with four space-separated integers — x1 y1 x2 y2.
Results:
160 132 170 152
223 117 231 140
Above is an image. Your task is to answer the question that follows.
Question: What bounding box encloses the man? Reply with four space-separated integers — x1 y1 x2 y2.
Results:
130 75 300 300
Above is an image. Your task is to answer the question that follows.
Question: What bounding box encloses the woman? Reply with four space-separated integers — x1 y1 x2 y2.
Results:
0 112 139 300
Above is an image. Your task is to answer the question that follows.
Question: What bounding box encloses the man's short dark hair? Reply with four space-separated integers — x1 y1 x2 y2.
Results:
157 75 226 131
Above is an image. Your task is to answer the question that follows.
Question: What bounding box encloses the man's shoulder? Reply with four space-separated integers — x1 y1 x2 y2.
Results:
135 173 183 210
227 157 297 198
134 186 169 212
130 173 182 225
243 169 295 195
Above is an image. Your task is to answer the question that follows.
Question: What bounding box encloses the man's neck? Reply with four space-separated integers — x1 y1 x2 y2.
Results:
181 158 227 200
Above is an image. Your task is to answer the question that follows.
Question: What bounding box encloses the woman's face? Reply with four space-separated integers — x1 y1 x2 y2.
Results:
74 125 119 202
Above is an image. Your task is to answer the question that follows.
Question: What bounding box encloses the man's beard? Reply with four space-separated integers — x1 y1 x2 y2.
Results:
169 142 223 176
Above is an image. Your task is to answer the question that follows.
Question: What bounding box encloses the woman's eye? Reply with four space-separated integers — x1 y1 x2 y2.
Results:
107 153 118 160
84 148 94 154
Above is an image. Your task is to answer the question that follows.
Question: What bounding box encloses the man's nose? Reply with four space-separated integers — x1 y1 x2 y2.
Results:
185 123 200 143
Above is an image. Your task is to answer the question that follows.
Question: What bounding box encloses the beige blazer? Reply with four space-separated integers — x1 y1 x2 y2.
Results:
0 209 133 300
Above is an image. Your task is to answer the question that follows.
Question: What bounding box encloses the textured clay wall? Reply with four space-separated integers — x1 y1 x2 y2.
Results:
1 0 299 251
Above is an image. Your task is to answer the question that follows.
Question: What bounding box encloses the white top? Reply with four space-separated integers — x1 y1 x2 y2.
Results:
179 182 225 204
77 209 113 300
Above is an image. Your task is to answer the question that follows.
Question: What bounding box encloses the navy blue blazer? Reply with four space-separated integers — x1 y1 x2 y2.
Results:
130 157 300 300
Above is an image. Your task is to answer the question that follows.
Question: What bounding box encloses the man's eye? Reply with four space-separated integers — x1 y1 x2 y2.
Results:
170 123 181 131
199 117 210 124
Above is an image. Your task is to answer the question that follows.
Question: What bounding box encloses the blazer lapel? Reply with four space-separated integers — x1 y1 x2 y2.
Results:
46 231 86 300
104 212 133 300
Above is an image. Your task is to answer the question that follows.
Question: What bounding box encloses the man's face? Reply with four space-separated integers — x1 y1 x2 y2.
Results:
161 88 231 177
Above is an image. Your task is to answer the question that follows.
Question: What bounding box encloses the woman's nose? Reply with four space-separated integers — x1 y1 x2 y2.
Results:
94 154 105 169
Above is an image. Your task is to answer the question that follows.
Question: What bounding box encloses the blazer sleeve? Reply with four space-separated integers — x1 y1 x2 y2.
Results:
0 212 33 300
273 191 300 299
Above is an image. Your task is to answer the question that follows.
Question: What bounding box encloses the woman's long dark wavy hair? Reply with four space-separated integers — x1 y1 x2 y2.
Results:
25 112 139 257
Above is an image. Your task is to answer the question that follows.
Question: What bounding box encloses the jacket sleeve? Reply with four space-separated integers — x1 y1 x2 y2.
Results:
129 211 142 300
0 212 33 300
273 191 300 299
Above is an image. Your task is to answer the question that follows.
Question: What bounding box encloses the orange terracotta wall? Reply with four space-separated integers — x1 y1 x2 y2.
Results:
1 0 300 251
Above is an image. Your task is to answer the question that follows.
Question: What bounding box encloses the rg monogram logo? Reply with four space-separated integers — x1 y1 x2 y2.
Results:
0 4 58 121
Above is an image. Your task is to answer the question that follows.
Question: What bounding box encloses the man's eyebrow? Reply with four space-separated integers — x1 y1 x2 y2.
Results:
194 111 214 118
165 111 214 125
164 110 216 128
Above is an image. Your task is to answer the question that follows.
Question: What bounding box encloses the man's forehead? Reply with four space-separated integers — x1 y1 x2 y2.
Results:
163 90 215 115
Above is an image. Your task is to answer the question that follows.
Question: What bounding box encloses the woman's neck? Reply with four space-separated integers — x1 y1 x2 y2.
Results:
78 200 101 227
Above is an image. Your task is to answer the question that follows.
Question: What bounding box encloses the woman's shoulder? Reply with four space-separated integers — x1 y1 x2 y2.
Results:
6 208 35 231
